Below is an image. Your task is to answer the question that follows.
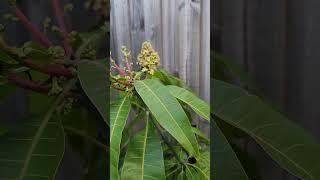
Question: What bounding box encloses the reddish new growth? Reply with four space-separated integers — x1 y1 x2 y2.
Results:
110 49 134 91
5 1 75 94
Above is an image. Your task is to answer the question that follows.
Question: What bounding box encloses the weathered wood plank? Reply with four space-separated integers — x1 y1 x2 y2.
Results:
111 0 210 108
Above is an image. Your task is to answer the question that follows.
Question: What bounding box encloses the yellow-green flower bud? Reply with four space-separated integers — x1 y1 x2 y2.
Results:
137 41 160 75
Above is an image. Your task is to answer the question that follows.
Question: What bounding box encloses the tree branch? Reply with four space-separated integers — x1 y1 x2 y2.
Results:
14 6 53 48
52 0 73 57
111 84 126 91
23 59 74 78
6 73 50 93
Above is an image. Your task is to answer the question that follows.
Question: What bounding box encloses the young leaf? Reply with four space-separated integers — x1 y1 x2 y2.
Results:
110 96 131 180
167 85 210 121
212 79 320 180
153 69 186 87
78 61 108 124
212 120 249 180
134 79 199 157
121 116 165 180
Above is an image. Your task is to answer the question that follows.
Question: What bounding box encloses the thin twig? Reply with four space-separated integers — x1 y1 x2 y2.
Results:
125 61 133 79
52 0 73 57
14 6 53 48
6 73 50 93
111 61 126 76
111 84 126 91
23 59 74 78
111 76 132 86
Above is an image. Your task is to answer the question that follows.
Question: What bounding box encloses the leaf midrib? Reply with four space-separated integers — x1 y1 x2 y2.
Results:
141 119 149 180
169 87 209 120
137 81 197 155
110 96 127 144
18 78 76 180
216 106 315 180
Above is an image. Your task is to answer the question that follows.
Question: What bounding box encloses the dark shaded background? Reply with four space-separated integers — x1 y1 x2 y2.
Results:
0 1 107 179
213 0 320 179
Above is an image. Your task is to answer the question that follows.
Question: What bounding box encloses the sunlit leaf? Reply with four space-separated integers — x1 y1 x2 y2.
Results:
135 79 199 158
121 117 165 180
110 96 131 180
167 85 209 121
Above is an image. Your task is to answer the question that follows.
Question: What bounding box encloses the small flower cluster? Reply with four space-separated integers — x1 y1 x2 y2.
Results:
110 41 160 91
137 42 160 75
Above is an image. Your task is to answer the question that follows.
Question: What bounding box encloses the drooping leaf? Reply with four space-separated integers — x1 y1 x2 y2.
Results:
78 60 108 125
121 117 165 180
152 69 186 87
134 79 199 157
192 127 209 145
212 79 320 180
212 119 249 180
110 96 131 180
167 85 210 121
0 92 65 180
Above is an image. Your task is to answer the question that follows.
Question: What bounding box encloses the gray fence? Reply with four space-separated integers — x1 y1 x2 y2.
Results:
110 0 210 133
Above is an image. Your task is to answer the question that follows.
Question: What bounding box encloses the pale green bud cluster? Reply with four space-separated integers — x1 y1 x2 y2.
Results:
48 77 63 96
137 41 160 75
48 46 65 59
80 44 96 60
121 46 130 61
3 14 18 22
64 3 74 13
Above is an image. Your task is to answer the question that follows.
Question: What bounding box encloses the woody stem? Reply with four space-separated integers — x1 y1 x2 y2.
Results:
14 6 53 48
52 0 73 57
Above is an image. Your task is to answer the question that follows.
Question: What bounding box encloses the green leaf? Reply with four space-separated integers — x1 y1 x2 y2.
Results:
0 92 65 180
78 61 108 124
0 49 19 64
121 116 165 180
212 119 249 180
152 69 186 87
22 42 51 62
192 127 209 145
110 96 131 180
167 85 210 121
134 79 199 157
212 79 320 180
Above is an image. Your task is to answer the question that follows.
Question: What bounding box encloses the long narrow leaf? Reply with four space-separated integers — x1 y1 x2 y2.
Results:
134 79 199 157
78 61 108 124
0 81 74 180
110 96 131 180
212 79 320 179
167 85 210 121
212 120 249 180
121 116 165 180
